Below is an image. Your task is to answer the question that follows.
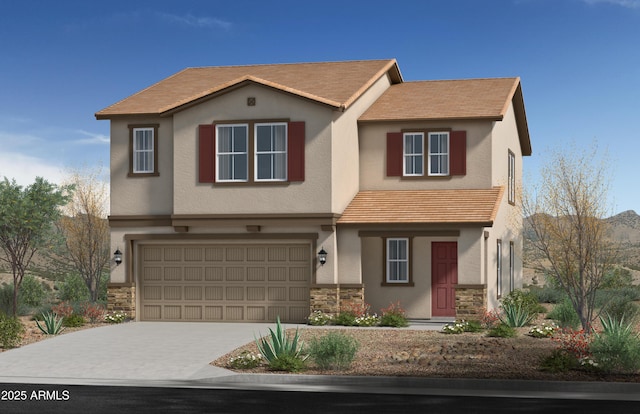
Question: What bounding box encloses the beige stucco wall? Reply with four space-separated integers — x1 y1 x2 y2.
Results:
357 120 493 190
109 117 174 216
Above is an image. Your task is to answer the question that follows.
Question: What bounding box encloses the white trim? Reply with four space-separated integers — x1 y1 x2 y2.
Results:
132 127 154 173
254 122 288 182
386 238 409 283
428 131 450 176
216 124 249 182
402 132 424 176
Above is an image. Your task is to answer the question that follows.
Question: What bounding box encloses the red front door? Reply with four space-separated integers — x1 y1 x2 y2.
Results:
431 242 458 317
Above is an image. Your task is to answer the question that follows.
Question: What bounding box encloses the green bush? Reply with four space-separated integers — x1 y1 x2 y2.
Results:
0 283 29 316
255 317 307 372
540 349 579 373
228 351 262 369
547 298 581 329
307 332 359 370
600 296 639 323
590 315 640 374
0 312 24 348
19 275 49 308
499 290 540 327
63 314 86 327
334 312 357 326
57 273 90 303
527 285 566 304
487 323 517 338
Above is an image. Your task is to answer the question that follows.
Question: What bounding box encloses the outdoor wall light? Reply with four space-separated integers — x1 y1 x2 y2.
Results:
113 248 123 266
318 248 328 266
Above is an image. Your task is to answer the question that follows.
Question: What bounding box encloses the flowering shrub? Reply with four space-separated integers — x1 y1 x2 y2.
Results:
355 314 380 327
229 351 262 369
104 311 127 324
529 322 559 338
442 320 469 334
307 310 334 326
480 308 501 329
379 301 409 327
81 303 106 324
51 302 74 318
552 328 592 360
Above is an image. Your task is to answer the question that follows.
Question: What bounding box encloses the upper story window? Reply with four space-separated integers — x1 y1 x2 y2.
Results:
216 124 248 182
386 130 465 178
255 123 287 181
508 150 516 204
403 133 424 176
428 132 449 176
129 124 159 177
198 121 305 185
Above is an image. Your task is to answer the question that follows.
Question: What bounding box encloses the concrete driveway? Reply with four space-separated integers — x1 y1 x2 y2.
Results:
0 322 279 386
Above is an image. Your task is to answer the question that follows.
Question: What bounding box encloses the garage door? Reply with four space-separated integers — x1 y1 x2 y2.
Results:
139 243 311 322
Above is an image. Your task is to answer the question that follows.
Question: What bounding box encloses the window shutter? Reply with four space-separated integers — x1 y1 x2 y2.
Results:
287 121 305 182
386 132 403 176
198 124 215 183
450 130 466 176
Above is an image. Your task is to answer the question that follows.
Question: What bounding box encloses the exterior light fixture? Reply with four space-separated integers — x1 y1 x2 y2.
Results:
318 248 328 266
114 248 123 266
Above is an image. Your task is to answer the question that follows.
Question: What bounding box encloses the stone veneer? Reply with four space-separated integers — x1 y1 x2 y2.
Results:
107 283 136 319
455 284 487 320
310 284 364 315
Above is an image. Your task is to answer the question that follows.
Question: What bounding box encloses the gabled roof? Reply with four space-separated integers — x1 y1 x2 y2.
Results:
95 59 403 119
337 187 504 225
359 78 531 155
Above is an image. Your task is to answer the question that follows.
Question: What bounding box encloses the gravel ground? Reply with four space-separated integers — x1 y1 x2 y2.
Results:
212 327 640 382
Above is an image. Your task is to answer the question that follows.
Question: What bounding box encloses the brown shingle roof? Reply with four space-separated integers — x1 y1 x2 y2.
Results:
359 78 519 122
95 60 402 119
337 187 504 225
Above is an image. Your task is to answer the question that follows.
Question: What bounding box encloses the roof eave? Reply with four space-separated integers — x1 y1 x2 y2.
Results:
358 115 504 124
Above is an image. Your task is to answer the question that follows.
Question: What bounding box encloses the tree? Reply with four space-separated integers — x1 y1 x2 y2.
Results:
523 143 618 332
0 177 72 315
54 167 110 303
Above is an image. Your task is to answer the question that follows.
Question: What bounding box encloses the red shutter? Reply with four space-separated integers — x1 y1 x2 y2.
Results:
386 132 403 176
198 124 215 183
450 130 466 176
288 121 305 182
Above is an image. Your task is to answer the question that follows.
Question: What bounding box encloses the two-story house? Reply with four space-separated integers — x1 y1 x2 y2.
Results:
96 59 531 323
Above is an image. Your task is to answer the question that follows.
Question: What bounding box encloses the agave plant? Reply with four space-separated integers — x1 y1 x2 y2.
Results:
255 316 307 371
35 312 65 335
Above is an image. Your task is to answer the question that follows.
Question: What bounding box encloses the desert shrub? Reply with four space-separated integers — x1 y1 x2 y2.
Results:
600 267 634 289
307 332 359 370
379 301 409 327
81 302 106 323
442 319 483 334
547 298 581 329
540 349 579 373
487 323 517 338
354 314 380 327
0 312 24 348
255 317 307 372
63 314 86 327
104 311 127 324
19 275 49 308
57 273 90 303
0 283 29 316
527 285 566 304
600 295 639 323
590 315 640 374
529 322 559 338
51 301 74 318
334 312 357 326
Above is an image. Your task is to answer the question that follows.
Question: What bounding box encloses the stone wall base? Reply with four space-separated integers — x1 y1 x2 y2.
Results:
107 283 136 319
310 285 364 316
455 284 487 321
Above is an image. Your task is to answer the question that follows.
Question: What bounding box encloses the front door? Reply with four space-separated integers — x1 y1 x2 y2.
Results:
431 242 458 317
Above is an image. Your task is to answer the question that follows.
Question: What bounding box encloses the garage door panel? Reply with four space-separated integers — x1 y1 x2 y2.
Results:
140 243 310 322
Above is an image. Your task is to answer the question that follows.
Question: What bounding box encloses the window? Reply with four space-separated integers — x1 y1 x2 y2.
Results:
129 124 159 176
508 150 516 204
255 123 287 181
216 124 248 182
428 132 449 176
403 133 424 176
509 241 515 293
386 238 409 283
497 239 503 298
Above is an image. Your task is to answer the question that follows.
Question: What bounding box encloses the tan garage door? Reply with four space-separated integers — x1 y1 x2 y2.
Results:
139 243 311 322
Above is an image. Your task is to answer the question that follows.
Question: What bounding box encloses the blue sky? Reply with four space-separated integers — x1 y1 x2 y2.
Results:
1 0 639 214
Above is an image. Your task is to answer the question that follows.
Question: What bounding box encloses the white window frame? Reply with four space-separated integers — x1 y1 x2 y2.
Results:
509 241 515 293
132 127 155 173
508 150 516 204
254 122 288 182
386 238 409 283
216 124 248 182
403 132 424 176
428 132 450 176
497 239 503 298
